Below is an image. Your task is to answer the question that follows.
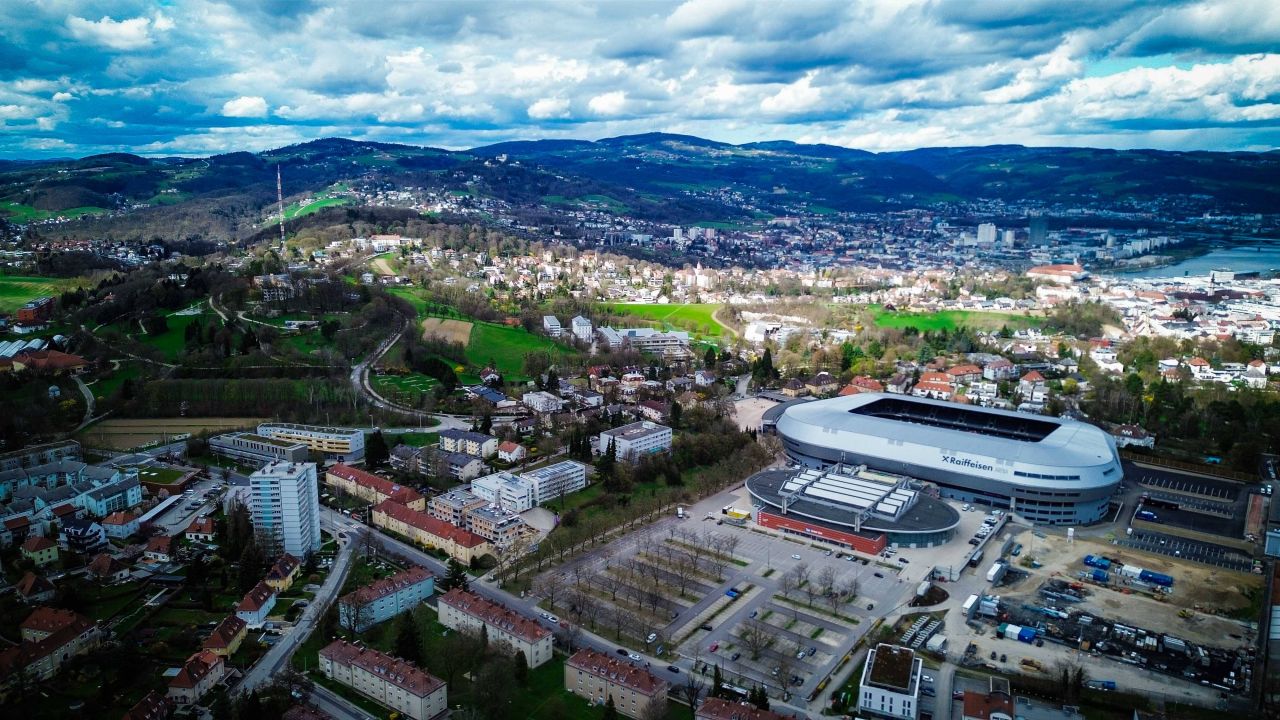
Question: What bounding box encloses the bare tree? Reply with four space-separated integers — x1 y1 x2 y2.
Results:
816 566 837 612
600 569 625 602
840 576 860 602
669 548 697 597
705 536 730 581
720 534 741 562
531 573 563 612
740 618 772 660
781 562 809 617
680 671 706 709
640 698 671 720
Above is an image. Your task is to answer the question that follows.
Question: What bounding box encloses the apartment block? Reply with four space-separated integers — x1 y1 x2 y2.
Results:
859 644 922 720
339 566 435 632
520 460 588 504
319 640 447 720
326 463 425 510
249 461 321 556
597 421 672 463
371 500 493 565
437 588 553 668
427 488 487 527
463 505 526 549
257 423 365 461
564 648 669 719
438 429 498 458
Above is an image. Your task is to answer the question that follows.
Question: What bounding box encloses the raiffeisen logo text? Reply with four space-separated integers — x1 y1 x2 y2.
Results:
942 455 994 473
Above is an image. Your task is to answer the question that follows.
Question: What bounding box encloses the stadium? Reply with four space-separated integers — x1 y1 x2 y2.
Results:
769 393 1123 525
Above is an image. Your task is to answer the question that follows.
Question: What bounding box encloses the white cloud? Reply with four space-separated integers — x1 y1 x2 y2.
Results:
221 96 269 118
760 73 823 116
588 91 627 116
66 15 156 51
527 97 570 119
52 92 74 102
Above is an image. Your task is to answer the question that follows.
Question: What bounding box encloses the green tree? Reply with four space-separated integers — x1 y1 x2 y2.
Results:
670 401 683 430
394 612 423 664
440 557 470 592
749 685 770 710
712 665 725 699
602 696 619 720
365 430 390 466
704 346 717 369
237 540 265 594
512 647 529 686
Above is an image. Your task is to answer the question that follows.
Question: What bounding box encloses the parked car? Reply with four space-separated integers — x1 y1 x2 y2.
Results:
700 623 713 631
968 538 981 546
791 554 802 560
807 646 816 656
898 557 909 564
921 674 934 683
667 665 680 674
709 642 719 653
921 687 935 697
731 652 741 661
873 572 884 578
629 653 641 661
646 633 657 644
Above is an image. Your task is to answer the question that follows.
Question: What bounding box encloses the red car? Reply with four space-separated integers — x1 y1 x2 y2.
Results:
708 642 719 653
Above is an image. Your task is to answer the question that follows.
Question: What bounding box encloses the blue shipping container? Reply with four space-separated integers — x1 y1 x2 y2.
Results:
1017 628 1037 643
1139 570 1174 587
1092 569 1110 583
1083 555 1111 569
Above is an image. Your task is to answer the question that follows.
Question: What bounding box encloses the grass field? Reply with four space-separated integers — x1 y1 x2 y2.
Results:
371 372 439 405
89 361 141 401
79 417 264 450
136 305 215 361
0 202 105 223
0 274 89 313
467 321 571 380
130 466 188 485
421 317 472 344
869 304 1044 332
602 302 726 336
283 195 351 219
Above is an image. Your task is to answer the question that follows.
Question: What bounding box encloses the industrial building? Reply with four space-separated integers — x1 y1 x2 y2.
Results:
772 393 1122 524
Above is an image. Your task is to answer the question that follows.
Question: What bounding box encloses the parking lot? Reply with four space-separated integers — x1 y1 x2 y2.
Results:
1118 530 1255 573
1133 467 1242 501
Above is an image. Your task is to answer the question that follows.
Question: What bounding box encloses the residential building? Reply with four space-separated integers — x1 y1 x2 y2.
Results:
947 365 983 384
806 372 839 396
257 423 365 462
208 432 309 465
597 421 672 463
319 640 448 720
144 535 174 563
441 452 485 481
21 535 58 566
339 566 435 632
1018 371 1046 398
983 358 1017 381
438 429 498 458
564 648 669 719
86 553 130 584
60 518 107 555
0 608 102 686
696 698 791 720
637 400 669 422
428 488 487 527
519 460 589 505
961 677 1014 720
236 581 277 627
265 553 302 592
122 690 171 720
859 643 922 720
390 444 424 475
250 461 321 556
80 475 143 517
16 571 55 603
543 315 562 337
371 501 493 565
781 378 808 397
0 440 80 473
570 315 593 343
694 370 717 387
16 296 55 325
202 615 248 657
496 441 527 464
437 588 553 668
167 650 225 706
471 471 536 512
102 510 140 539
325 463 425 510
522 391 565 414
1112 424 1155 449
185 516 216 543
464 505 526 549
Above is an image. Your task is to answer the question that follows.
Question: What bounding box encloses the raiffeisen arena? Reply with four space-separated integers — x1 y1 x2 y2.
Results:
745 464 961 552
770 392 1123 525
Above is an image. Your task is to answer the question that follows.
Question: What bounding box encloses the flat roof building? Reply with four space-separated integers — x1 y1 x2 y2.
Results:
249 461 321 556
859 643 922 720
258 423 365 462
598 421 672 463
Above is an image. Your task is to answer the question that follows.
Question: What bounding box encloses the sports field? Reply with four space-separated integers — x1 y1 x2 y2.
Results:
869 305 1043 332
0 274 88 314
421 317 472 344
601 302 726 336
79 417 263 450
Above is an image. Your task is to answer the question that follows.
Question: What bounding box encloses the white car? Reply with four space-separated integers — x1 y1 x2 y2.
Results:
541 613 559 624
791 554 802 560
922 674 934 683
629 652 642 661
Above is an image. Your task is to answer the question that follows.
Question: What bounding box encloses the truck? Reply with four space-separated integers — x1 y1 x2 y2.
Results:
1091 569 1110 583
1136 510 1159 522
962 594 979 617
1083 554 1111 570
986 562 1006 583
968 549 985 568
1139 569 1174 587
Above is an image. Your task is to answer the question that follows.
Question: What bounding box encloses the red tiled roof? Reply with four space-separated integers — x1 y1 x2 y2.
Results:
497 441 522 454
567 648 669 697
102 511 137 526
1021 370 1045 382
439 588 550 644
319 640 444 698
16 571 54 598
947 364 982 377
919 371 952 385
238 581 276 612
51 503 78 518
327 463 423 505
185 517 215 536
87 553 127 578
21 535 56 552
13 349 89 371
963 691 1014 720
146 535 172 555
122 690 171 720
21 607 87 636
169 650 222 689
203 615 247 650
373 500 489 549
695 697 791 720
341 566 434 607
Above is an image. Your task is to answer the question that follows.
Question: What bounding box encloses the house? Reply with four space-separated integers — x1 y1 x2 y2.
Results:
101 510 140 539
122 690 172 720
1186 357 1214 380
780 378 808 397
185 517 216 543
144 535 174 563
60 518 107 555
437 588 553 668
947 365 983 384
805 372 839 396
1112 425 1155 449
911 380 953 401
202 615 248 657
236 581 277 627
666 376 694 393
21 535 59 566
265 553 301 592
694 369 717 387
1018 371 1046 398
0 607 102 685
564 648 669 719
637 400 669 423
86 552 131 584
960 677 1014 720
389 445 424 475
497 441 526 464
167 650 225 705
15 571 55 603
982 358 1017 381
319 640 448 720
885 374 912 394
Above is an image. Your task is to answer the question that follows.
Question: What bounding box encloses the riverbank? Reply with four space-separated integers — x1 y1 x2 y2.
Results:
1101 236 1280 279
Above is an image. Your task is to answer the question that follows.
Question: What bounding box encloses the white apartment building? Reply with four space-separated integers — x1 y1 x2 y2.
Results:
471 471 536 512
859 644 922 720
437 588 553 668
597 421 672 463
542 315 562 337
257 423 365 461
522 391 565 414
520 460 588 504
249 461 321 556
438 429 498 458
319 640 447 720
571 315 593 343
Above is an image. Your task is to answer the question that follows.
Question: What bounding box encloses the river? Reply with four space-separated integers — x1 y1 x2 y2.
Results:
1113 239 1280 279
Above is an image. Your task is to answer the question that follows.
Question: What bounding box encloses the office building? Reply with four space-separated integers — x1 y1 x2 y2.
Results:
463 505 526 549
209 432 309 465
257 423 365 462
520 460 589 504
249 461 321 556
597 421 672 463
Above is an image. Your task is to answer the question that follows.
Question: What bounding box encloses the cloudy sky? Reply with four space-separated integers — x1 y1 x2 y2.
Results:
2 0 1278 158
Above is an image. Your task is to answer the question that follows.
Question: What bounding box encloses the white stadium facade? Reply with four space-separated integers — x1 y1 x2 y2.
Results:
768 393 1123 525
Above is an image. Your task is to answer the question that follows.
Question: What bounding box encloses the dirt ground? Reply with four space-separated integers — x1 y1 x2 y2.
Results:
371 257 397 276
1004 529 1261 647
80 417 264 450
421 317 472 345
734 397 775 433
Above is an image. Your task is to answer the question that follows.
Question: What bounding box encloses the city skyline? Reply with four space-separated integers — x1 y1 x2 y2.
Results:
0 0 1277 158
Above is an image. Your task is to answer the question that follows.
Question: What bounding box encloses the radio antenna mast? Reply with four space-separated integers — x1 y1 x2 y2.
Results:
277 164 286 245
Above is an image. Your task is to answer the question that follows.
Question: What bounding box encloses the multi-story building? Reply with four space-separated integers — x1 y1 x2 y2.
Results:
167 650 225 706
208 432 309 465
319 640 448 720
521 391 565 414
859 643 923 720
20 535 59 566
619 328 692 360
564 648 669 719
437 588 553 668
249 461 321 556
596 326 623 350
236 581 277 628
470 471 535 512
325 463 425 510
463 505 526 549
571 315 593 343
123 691 171 720
441 451 485 481
695 698 790 720
597 421 672 463
371 500 493 565
542 315 562 337
80 475 142 517
0 608 102 688
257 423 365 462
428 488 487 527
438 429 498 458
59 518 107 555
185 516 216 543
0 440 80 473
961 677 1014 720
520 461 588 504
202 615 247 657
16 297 55 325
102 510 140 539
339 566 435 632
